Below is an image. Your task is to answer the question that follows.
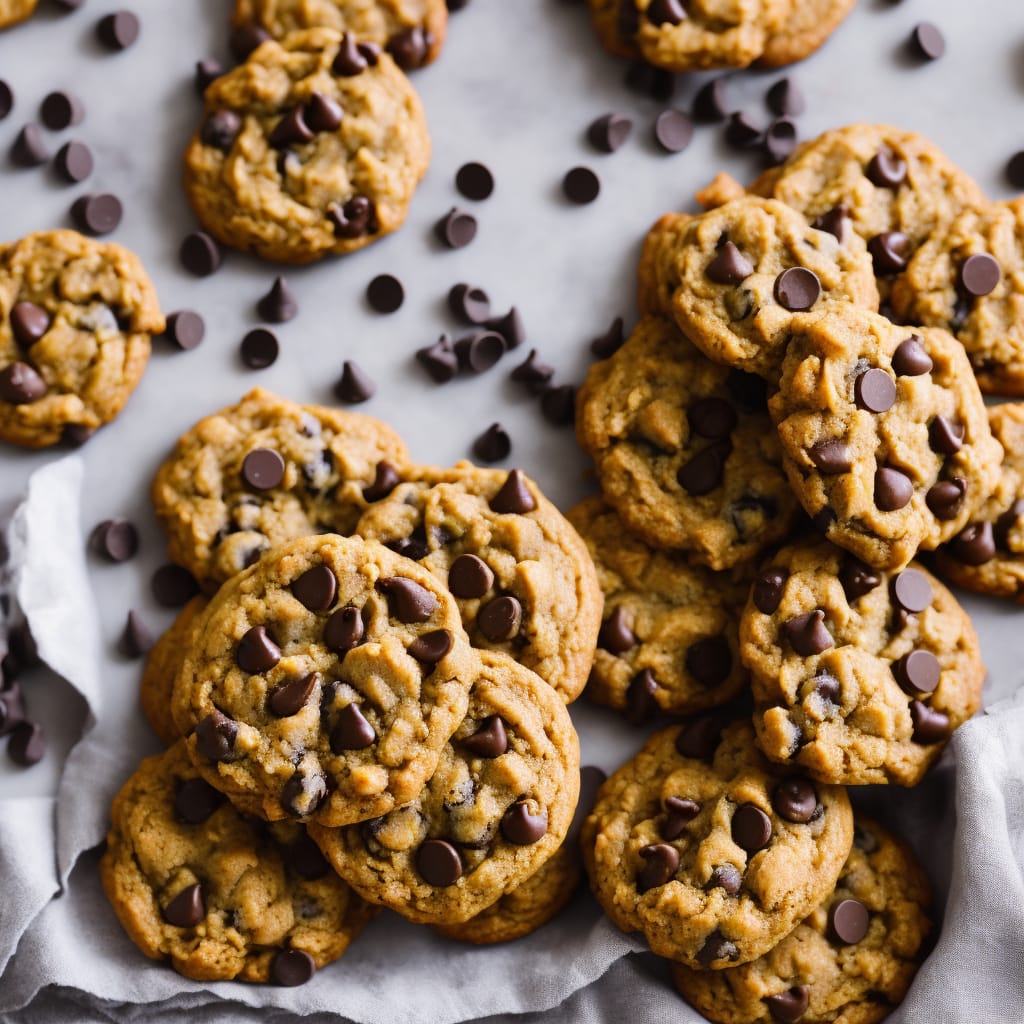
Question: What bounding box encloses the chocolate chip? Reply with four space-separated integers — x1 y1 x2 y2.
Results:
387 536 429 561
909 22 945 60
174 777 224 824
957 253 1000 298
272 950 316 987
774 267 820 311
724 111 763 150
448 554 494 600
765 986 810 1023
891 335 933 376
288 833 330 879
698 930 739 967
195 58 225 94
387 26 431 69
828 898 869 945
268 104 313 149
485 307 527 350
195 711 237 761
416 335 458 383
281 769 328 817
689 397 738 439
7 304 46 355
290 565 337 612
501 801 547 845
1006 151 1024 190
8 721 44 766
240 327 278 368
304 92 343 133
637 843 680 891
462 716 508 757
784 610 832 656
179 232 221 277
408 629 453 664
692 78 730 122
151 564 199 607
866 147 907 189
161 310 205 352
455 161 495 199
332 32 374 75
686 636 732 687
201 110 241 151
89 518 139 562
324 605 364 653
949 521 996 564
895 649 941 695
598 605 635 654
448 283 491 324
706 865 742 896
875 466 914 511
163 883 204 928
590 317 625 358
563 166 600 204
892 568 932 613
71 193 122 235
490 469 536 514
772 778 817 823
995 500 1024 549
376 577 438 623
237 625 281 674
334 360 376 403
625 669 659 725
646 0 686 23
764 117 798 165
40 91 84 131
929 416 965 455
416 839 463 886
330 703 376 751
926 478 967 520
0 362 46 404
753 569 788 614
97 11 140 51
455 331 505 374
868 231 911 275
654 109 693 153
511 348 555 393
540 384 576 426
731 803 772 852
62 424 94 447
435 207 478 249
675 714 723 760
706 241 753 285
766 78 805 117
327 195 374 238
0 81 11 120
118 610 153 658
241 447 285 491
478 595 522 642
362 461 400 503
662 797 700 840
678 439 731 495
854 368 896 413
911 700 950 744
10 124 49 167
256 276 298 323
268 673 317 717
588 113 633 153
472 422 511 462
811 205 852 244
366 274 404 314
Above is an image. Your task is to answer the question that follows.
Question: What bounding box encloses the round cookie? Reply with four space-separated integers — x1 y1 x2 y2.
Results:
567 496 751 722
151 387 410 591
576 315 800 569
100 741 376 983
671 816 932 1024
770 306 1002 571
354 463 601 704
309 651 580 925
0 230 164 449
581 719 854 969
141 596 209 747
891 199 1024 396
170 533 479 827
184 28 430 265
935 402 1024 602
741 539 985 786
0 0 36 30
638 197 879 379
756 0 855 68
233 0 447 69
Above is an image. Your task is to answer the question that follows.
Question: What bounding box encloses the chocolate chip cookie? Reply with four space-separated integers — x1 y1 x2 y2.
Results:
756 0 855 67
0 230 164 448
581 719 853 969
672 816 931 1023
170 533 479 826
935 402 1024 602
354 463 601 704
151 387 410 591
233 0 447 69
741 539 985 786
637 197 878 379
567 496 751 722
309 650 580 924
100 741 376 983
770 306 1002 571
576 315 799 569
0 0 36 30
184 27 430 264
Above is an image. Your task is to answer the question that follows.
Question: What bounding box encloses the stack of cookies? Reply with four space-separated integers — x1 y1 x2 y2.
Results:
573 122 1023 1021
101 387 602 984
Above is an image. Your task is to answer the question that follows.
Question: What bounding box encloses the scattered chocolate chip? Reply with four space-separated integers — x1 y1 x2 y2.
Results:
485 307 526 350
195 710 237 761
598 605 635 654
895 649 941 695
854 367 896 413
753 569 788 615
331 703 376 750
590 316 625 358
366 274 404 314
151 564 199 607
10 302 51 350
828 898 869 945
478 595 522 642
11 124 50 167
96 11 140 51
242 447 286 491
416 839 463 886
270 673 318 717
472 422 511 462
763 117 798 165
774 267 820 311
237 625 281 674
875 466 914 511
563 166 600 204
291 565 337 612
689 397 738 439
686 636 732 687
462 715 508 757
455 161 495 199
163 883 204 928
416 335 458 383
89 517 138 562
174 777 224 824
332 33 374 75
502 801 547 845
8 720 44 766
692 78 729 122
0 81 11 121
324 606 364 653
675 714 723 760
0 362 47 404
654 109 693 153
772 778 818 823
511 348 555 393
334 360 376 403
840 557 881 602
587 113 632 153
698 930 739 967
40 91 84 131
868 231 911 275
179 232 222 277
161 310 205 352
637 843 680 891
455 331 505 373
662 797 700 840
784 610 832 656
435 207 478 249
625 669 659 725
118 610 153 658
646 0 686 23
281 769 328 817
540 384 576 426
766 78 805 117
866 148 907 189
408 629 453 664
707 865 742 896
195 58 225 94
490 469 536 514
387 26 430 69
891 568 932 614
706 241 753 285
376 577 438 623
272 950 316 987
957 253 1000 298
71 193 123 236
1006 151 1024 190
327 195 374 238
678 439 731 495
811 205 852 244
731 803 772 852
765 986 810 1023
256 276 298 323
448 283 491 324
891 335 933 376
949 521 996 564
911 700 949 744
909 22 945 60
240 327 278 368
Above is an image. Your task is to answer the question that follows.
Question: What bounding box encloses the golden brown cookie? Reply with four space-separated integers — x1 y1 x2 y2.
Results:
184 28 430 264
151 388 410 591
741 540 985 786
756 0 855 67
576 315 799 569
100 741 376 984
0 230 164 449
171 533 479 827
581 719 853 969
672 817 931 1024
309 651 580 925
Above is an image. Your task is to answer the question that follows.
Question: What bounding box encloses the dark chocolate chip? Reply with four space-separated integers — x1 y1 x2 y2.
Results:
281 769 328 817
151 564 199 607
706 241 753 285
724 111 763 150
324 605 364 653
783 610 832 656
540 384 576 426
828 898 869 944
654 109 693 153
511 348 555 393
455 331 505 374
689 397 738 439
334 360 376 403
268 105 313 149
892 568 932 613
866 147 907 189
774 267 820 311
590 316 625 358
163 310 205 351
910 700 950 744
97 11 141 51
118 610 153 658
995 500 1024 549
195 711 237 761
331 703 376 750
242 447 285 490
677 439 731 495
257 276 298 323
731 803 772 852
366 274 404 314
10 303 49 351
692 79 730 123
174 777 224 824
71 193 122 235
763 117 798 165
448 283 491 323
62 424 95 447
707 865 742 896
646 0 686 23
8 720 44 766
840 556 881 602
240 327 278 368
201 110 242 151
163 883 204 928
327 195 374 238
772 778 817 823
362 461 401 502
875 466 914 511
455 161 495 199
765 986 810 1023
195 58 225 94
387 26 430 69
291 565 337 612
926 477 967 521
272 950 316 987
376 577 438 623
472 422 511 463
408 629 453 664
895 649 941 695
686 636 732 687
662 797 700 840
40 91 84 131
332 33 373 75
289 833 331 879
958 254 1000 298
698 930 739 967
490 469 536 514
1006 151 1024 190
0 81 11 120
563 166 600 204
909 22 945 60
854 368 896 413
502 801 547 845
90 518 139 562
416 335 458 383
891 335 933 376
637 843 680 891
753 569 788 615
0 362 46 404
766 78 805 117
478 595 522 642
625 669 659 725
929 416 964 454
416 839 463 886
11 124 49 167
588 113 633 153
386 536 429 561
675 714 723 760
435 207 478 249
269 673 318 717
304 92 343 133
462 716 508 757
949 521 996 565
179 232 222 277
237 624 281 674
868 232 911 275
598 605 635 654
485 307 527 350
811 205 852 245
448 554 494 599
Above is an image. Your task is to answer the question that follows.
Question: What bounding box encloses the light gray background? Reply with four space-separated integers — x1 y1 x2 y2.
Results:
0 0 1022 1020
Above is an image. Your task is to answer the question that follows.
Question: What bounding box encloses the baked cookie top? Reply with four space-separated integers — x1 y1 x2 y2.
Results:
151 387 410 591
309 651 580 925
184 28 430 264
567 496 751 722
581 719 853 970
171 533 479 827
770 306 1002 571
354 462 601 704
232 0 447 69
755 0 855 68
672 816 932 1024
0 230 164 449
638 197 878 379
100 741 375 984
576 315 799 569
741 539 985 786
